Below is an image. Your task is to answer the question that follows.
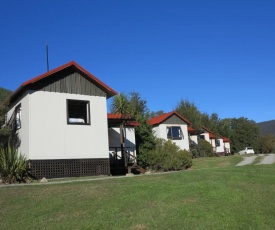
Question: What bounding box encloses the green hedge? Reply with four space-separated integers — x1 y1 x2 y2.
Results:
198 139 214 157
145 139 192 171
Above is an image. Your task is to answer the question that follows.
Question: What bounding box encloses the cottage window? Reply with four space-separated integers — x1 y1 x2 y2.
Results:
215 140 220 147
67 99 90 125
14 104 21 130
167 126 183 140
199 135 205 140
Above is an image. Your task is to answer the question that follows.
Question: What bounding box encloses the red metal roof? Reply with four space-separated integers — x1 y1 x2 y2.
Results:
202 126 230 141
107 113 132 119
107 113 139 127
209 133 216 139
188 126 200 135
223 137 231 142
127 121 140 127
149 111 191 126
10 61 117 102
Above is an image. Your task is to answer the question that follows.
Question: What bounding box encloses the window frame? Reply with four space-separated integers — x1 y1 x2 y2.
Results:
199 135 205 140
166 126 184 140
14 104 21 130
67 99 91 125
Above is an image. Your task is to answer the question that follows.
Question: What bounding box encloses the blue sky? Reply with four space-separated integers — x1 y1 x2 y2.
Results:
1 0 275 122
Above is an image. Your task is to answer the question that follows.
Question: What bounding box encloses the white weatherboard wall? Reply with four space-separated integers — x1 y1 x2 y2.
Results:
108 126 136 158
210 139 216 148
190 135 198 144
201 132 210 143
224 142 230 152
25 91 108 159
215 138 224 153
108 126 136 149
153 124 189 151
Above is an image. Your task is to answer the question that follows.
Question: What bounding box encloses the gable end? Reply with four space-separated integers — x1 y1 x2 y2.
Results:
32 69 106 97
162 114 187 125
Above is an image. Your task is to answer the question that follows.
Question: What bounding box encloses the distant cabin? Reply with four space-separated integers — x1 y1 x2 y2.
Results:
149 111 191 151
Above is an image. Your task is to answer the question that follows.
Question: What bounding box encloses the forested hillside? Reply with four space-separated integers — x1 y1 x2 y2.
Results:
0 87 12 126
257 120 275 136
0 87 12 101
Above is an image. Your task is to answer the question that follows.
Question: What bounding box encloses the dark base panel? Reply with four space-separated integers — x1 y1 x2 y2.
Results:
30 158 110 179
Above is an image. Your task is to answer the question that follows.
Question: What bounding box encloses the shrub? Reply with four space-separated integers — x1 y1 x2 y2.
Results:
0 143 32 184
0 126 12 147
145 139 192 171
199 139 214 157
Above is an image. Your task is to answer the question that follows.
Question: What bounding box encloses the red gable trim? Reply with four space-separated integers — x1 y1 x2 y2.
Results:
201 126 212 133
22 61 117 95
202 126 216 139
149 111 191 126
10 61 117 102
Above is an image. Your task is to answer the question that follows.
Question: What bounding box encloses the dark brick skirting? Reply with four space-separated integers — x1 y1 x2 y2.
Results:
30 158 110 179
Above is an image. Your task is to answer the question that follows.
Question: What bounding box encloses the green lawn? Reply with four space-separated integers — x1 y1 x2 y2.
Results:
0 156 275 229
192 154 243 169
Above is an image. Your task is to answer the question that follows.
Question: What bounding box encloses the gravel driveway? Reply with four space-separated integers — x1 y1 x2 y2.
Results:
236 155 258 166
258 154 275 165
236 153 275 166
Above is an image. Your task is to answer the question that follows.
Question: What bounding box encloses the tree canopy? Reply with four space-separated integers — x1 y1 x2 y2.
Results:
110 92 156 156
174 98 261 153
175 99 202 130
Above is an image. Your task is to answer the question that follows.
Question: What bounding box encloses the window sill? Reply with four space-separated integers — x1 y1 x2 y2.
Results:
67 122 91 125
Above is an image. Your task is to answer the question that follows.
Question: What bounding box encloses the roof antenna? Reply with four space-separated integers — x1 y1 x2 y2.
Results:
46 40 49 72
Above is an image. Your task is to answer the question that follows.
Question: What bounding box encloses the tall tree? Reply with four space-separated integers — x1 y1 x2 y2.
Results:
135 113 156 155
149 110 165 119
128 92 148 117
218 118 233 140
109 91 156 157
258 135 275 153
110 92 130 115
201 112 220 133
230 117 260 152
175 99 202 130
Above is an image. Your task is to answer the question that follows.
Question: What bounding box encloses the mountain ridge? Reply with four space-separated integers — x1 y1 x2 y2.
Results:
257 120 275 136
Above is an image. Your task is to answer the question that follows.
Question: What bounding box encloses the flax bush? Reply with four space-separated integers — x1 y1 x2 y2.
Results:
0 143 32 184
146 139 192 171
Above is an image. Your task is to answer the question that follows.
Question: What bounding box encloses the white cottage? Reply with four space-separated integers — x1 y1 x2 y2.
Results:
6 61 117 178
201 126 230 155
149 111 190 151
188 126 199 145
198 126 211 143
223 137 231 154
